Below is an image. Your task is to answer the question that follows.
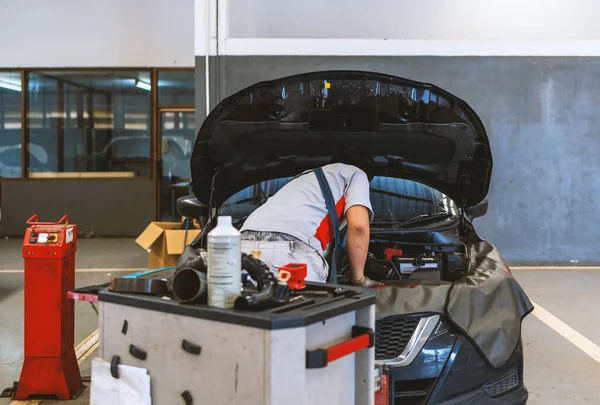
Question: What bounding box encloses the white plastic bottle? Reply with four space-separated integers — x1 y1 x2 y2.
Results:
207 216 241 308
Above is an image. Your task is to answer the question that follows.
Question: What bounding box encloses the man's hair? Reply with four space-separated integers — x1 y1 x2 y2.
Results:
330 147 375 181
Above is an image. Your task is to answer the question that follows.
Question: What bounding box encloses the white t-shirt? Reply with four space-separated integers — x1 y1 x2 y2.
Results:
240 163 373 257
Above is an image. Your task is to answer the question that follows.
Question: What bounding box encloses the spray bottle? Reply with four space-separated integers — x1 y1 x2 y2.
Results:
207 216 241 308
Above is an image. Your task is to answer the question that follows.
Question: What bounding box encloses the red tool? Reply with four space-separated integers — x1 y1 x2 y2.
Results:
384 248 403 261
278 263 307 290
15 215 82 400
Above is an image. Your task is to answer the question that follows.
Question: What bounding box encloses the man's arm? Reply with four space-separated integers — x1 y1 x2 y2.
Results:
345 205 371 282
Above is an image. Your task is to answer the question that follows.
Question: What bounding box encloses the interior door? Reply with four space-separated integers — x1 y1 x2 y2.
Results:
157 108 195 221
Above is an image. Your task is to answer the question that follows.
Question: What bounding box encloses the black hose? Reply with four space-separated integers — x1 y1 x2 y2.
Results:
235 253 289 310
381 259 402 280
242 253 277 290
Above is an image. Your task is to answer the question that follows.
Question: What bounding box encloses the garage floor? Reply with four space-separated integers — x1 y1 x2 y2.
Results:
1 238 599 404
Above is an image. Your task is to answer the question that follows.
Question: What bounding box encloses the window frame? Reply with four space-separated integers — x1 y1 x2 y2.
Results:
0 67 195 221
0 67 194 181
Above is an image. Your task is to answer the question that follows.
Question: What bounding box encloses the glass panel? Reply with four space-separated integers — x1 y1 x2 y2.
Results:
27 70 151 177
158 70 194 106
0 71 22 178
159 110 195 221
220 177 457 226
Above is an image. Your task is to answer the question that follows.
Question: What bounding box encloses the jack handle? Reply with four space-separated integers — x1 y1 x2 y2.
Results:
26 214 69 226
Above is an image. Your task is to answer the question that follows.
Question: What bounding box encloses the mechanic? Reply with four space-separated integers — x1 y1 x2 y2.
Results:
240 150 380 287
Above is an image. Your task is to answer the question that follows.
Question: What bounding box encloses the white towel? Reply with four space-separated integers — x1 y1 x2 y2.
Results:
90 357 151 405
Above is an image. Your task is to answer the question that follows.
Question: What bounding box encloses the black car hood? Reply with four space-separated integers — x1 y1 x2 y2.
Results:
191 71 492 207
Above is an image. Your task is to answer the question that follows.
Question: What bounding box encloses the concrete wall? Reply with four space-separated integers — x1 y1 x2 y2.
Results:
1 179 153 237
194 55 600 265
0 0 194 67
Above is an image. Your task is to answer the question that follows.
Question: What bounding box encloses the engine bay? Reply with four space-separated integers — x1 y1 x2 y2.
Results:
340 239 469 284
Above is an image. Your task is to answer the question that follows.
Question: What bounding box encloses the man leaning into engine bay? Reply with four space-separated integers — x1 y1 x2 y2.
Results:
240 150 381 288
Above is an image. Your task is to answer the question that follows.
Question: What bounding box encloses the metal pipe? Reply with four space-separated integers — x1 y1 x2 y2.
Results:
205 0 211 117
171 268 208 303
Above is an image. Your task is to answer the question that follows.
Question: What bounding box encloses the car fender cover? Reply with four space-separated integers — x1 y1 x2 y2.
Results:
375 240 533 368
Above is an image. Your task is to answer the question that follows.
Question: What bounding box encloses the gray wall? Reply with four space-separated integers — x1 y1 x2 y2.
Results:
196 56 600 265
1 179 153 237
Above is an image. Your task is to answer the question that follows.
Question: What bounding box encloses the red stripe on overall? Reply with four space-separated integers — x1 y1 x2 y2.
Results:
314 195 346 251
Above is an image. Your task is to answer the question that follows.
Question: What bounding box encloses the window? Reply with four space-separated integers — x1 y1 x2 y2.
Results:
27 70 152 177
220 177 458 226
0 71 22 178
158 70 194 106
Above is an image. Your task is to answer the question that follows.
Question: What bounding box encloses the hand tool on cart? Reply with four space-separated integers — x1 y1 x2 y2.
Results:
299 282 361 297
291 290 329 297
110 278 168 295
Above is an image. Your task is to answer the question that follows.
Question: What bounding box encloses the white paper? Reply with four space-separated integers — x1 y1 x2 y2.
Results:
91 357 152 405
37 233 48 243
66 228 74 243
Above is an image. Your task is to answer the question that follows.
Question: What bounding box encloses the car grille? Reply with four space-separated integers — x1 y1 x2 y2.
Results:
482 366 519 397
375 315 421 360
393 378 436 405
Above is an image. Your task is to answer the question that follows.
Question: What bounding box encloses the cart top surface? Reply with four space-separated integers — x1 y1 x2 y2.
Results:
98 282 375 330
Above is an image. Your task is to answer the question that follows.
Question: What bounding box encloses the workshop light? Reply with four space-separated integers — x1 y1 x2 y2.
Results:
135 80 151 91
0 80 22 92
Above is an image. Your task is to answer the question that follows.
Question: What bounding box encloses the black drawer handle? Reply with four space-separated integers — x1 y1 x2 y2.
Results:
129 344 147 360
121 320 128 335
181 390 193 405
110 355 120 379
182 339 202 355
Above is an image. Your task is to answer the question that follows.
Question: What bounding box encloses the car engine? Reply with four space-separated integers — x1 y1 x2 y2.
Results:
340 241 468 283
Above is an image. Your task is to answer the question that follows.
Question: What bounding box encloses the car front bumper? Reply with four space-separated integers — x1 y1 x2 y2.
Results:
377 316 528 405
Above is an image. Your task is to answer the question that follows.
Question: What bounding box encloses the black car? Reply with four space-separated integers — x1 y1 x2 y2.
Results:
185 71 533 405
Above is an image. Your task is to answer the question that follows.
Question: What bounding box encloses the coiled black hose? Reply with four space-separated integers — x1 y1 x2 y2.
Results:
234 253 290 310
242 254 276 289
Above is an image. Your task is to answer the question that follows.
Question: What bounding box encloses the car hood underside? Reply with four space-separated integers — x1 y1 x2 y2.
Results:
191 70 492 208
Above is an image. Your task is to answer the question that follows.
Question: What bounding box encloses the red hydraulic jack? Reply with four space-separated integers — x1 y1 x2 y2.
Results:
15 215 83 400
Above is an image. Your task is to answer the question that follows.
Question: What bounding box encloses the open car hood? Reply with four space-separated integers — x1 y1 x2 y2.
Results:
191 71 492 207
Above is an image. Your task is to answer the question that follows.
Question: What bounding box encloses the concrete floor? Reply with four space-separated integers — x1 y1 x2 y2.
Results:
1 238 600 404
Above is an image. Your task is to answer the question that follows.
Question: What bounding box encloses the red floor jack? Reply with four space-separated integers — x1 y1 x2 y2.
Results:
14 215 83 400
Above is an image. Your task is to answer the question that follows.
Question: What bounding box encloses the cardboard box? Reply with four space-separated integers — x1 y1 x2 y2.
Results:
181 217 201 228
135 222 201 268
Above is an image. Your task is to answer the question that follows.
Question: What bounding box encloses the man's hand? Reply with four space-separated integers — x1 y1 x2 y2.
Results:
345 205 371 284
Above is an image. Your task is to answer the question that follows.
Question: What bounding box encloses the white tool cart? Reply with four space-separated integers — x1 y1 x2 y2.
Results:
95 282 376 405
